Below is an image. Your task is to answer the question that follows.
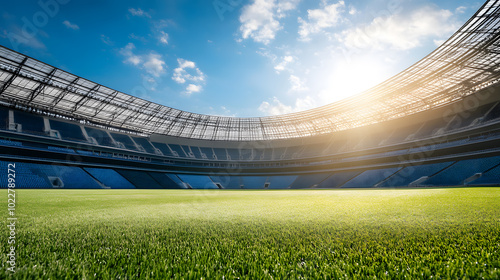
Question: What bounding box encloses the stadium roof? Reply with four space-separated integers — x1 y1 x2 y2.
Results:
0 0 499 141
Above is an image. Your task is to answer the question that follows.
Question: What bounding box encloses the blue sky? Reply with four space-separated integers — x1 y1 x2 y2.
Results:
0 0 482 117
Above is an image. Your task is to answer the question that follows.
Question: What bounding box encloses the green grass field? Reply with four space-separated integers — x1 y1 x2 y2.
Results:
1 187 499 279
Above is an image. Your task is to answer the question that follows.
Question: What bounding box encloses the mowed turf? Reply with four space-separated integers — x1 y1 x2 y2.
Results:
1 188 499 279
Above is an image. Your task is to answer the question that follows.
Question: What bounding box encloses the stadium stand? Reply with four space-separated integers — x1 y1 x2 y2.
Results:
226 148 240 160
241 176 268 189
13 110 45 135
176 175 218 189
49 120 87 142
109 132 138 151
468 164 500 185
190 146 204 159
482 102 500 123
210 175 242 189
148 172 184 189
131 137 157 154
317 171 363 188
213 148 227 161
180 145 195 158
341 167 402 188
167 174 190 188
85 127 115 147
0 161 51 188
289 174 331 189
150 142 175 157
115 169 164 189
0 106 8 130
422 156 500 186
266 176 298 189
84 167 136 189
377 162 454 187
169 144 187 157
200 147 215 159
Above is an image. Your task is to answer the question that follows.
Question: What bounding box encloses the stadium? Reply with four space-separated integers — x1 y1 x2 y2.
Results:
1 2 500 189
1 0 500 279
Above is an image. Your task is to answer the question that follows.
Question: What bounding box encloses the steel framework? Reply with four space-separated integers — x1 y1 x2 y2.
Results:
0 0 499 141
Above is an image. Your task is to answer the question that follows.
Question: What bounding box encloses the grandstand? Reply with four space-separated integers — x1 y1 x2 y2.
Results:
0 0 500 189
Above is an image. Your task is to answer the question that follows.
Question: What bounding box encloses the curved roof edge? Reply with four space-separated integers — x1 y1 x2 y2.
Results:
0 0 499 141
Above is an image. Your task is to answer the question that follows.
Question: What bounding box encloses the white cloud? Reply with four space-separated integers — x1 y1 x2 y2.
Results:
298 1 345 41
143 53 166 77
119 43 166 77
172 58 205 84
258 96 316 115
276 0 301 18
289 74 308 91
274 55 294 73
1 28 46 50
62 20 79 30
185 84 202 96
159 31 169 45
338 6 458 50
239 0 300 45
172 58 206 95
455 6 467 14
128 8 151 18
120 43 141 66
349 6 357 15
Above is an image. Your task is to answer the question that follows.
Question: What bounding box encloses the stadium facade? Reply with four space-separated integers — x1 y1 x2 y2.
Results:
1 0 500 189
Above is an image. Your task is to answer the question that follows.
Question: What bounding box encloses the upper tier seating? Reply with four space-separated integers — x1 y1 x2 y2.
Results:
213 148 227 160
85 127 115 147
13 110 45 135
49 120 87 142
132 137 157 154
150 142 175 157
482 102 500 123
109 132 138 151
169 144 187 157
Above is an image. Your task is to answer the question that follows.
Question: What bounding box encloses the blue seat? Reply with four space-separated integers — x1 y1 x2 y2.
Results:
132 137 157 154
13 110 45 135
423 156 500 186
150 142 175 157
378 162 454 187
85 127 115 147
289 173 331 188
318 171 363 188
177 174 218 189
468 164 500 185
169 144 187 157
109 132 138 151
341 167 401 188
49 120 87 142
84 168 136 189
